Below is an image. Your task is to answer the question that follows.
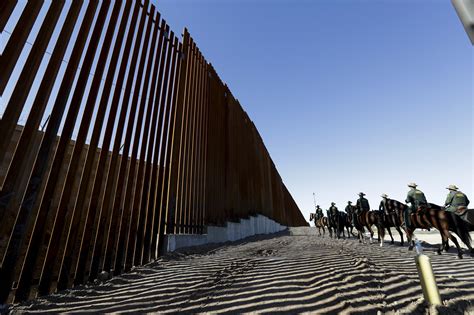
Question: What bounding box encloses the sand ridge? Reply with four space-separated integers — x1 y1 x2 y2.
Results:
7 230 474 314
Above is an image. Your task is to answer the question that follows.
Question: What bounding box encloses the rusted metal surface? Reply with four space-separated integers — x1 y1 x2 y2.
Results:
0 0 307 304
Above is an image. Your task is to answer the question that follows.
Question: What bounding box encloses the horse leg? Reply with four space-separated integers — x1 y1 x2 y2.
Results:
379 226 385 247
387 227 394 244
368 225 374 244
438 233 447 255
359 227 366 244
395 226 404 246
445 230 463 259
407 228 415 250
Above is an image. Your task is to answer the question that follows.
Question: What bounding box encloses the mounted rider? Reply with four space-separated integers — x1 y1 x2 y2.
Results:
379 193 389 215
315 205 324 220
345 201 354 224
328 202 339 226
445 185 470 216
345 201 353 214
379 193 391 225
404 182 428 228
355 192 370 226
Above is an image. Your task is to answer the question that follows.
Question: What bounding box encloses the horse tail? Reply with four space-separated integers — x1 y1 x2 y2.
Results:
448 212 472 247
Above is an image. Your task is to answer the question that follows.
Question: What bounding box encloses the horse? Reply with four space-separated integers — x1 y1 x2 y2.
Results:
328 212 346 239
327 212 337 238
340 212 354 238
315 216 328 236
388 199 471 258
356 209 383 244
377 198 405 247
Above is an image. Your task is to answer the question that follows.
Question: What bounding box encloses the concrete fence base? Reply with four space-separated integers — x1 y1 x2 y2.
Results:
164 215 287 252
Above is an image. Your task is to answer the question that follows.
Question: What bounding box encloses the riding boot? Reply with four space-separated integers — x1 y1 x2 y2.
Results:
403 209 411 229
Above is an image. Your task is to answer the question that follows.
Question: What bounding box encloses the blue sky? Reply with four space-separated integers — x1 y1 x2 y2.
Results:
156 0 473 220
1 1 472 222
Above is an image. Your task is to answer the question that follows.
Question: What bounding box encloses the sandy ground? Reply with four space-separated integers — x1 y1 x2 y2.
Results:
6 228 474 314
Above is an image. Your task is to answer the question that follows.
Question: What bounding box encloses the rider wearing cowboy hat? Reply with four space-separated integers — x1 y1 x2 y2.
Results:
328 202 339 227
445 185 470 215
356 192 370 213
329 202 338 216
315 205 324 220
354 193 370 226
379 193 390 215
404 182 428 228
345 201 353 214
345 201 354 225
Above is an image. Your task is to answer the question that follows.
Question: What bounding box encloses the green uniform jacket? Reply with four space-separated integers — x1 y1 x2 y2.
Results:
316 208 323 218
356 197 370 212
345 205 352 214
405 188 427 208
379 200 388 212
445 191 470 212
329 206 338 216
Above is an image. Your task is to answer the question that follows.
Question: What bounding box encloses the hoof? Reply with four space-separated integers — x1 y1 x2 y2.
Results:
390 241 394 245
408 246 414 251
380 243 383 248
458 253 463 259
400 243 404 247
437 249 442 255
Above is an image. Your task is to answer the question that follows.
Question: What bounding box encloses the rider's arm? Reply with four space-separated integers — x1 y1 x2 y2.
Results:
445 193 453 206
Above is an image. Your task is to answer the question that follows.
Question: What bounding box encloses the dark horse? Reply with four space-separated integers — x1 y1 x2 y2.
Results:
377 198 405 247
340 212 354 238
388 199 472 258
328 212 346 239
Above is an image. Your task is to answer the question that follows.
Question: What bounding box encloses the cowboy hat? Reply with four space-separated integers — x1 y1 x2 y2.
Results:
347 201 352 204
381 193 388 198
358 192 365 196
446 184 459 191
407 182 417 188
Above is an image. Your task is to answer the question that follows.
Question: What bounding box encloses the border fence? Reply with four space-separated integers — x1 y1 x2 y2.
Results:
0 0 307 303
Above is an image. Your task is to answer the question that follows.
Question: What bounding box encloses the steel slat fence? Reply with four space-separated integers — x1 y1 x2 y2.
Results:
0 0 308 304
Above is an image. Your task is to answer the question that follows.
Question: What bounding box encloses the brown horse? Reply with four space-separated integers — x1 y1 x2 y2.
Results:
378 198 405 247
388 199 471 258
310 213 327 237
356 209 383 244
350 204 377 243
314 216 328 236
